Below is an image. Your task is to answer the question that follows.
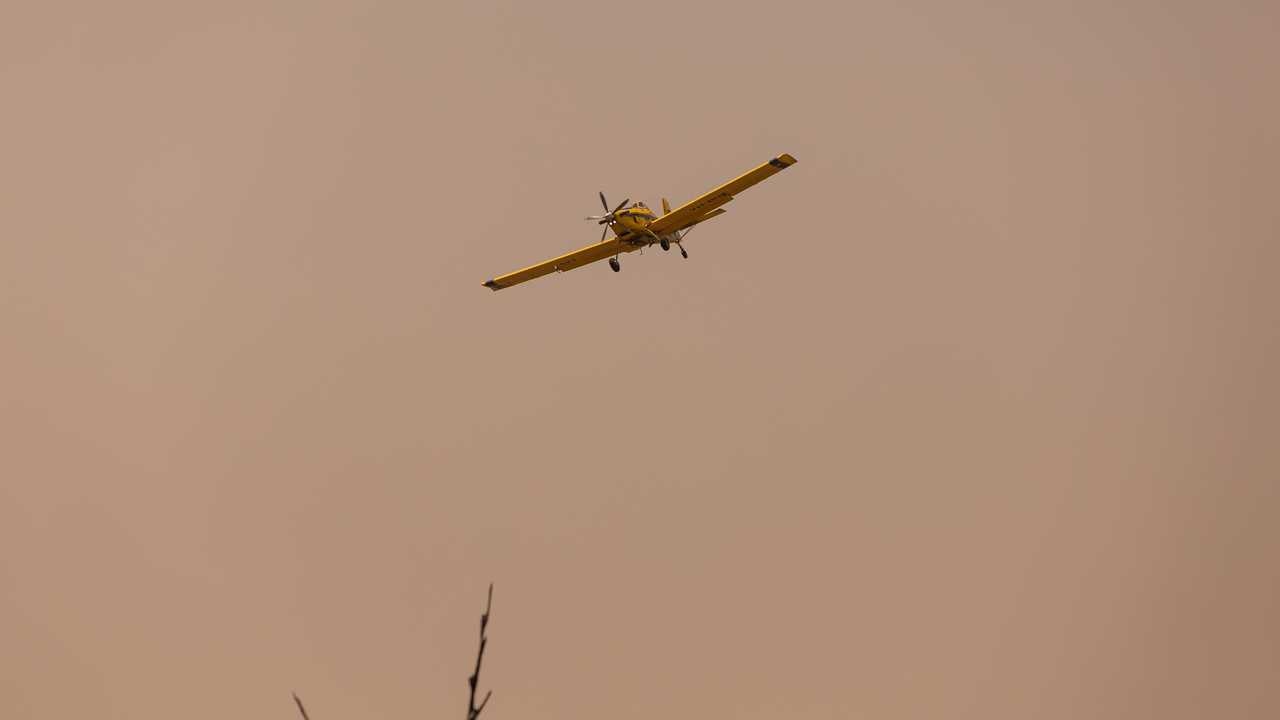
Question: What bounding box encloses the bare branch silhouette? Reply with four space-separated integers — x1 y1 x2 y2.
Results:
290 585 495 718
467 583 495 720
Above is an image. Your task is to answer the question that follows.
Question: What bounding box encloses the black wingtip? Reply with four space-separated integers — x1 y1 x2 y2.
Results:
769 153 797 168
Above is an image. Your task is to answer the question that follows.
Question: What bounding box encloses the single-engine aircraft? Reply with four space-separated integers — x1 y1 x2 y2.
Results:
482 153 797 291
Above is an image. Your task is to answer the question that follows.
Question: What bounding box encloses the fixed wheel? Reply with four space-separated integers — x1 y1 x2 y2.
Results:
660 237 670 251
609 257 621 272
679 245 688 259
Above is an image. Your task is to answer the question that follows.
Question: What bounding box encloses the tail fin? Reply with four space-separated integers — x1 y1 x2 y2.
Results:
662 197 671 215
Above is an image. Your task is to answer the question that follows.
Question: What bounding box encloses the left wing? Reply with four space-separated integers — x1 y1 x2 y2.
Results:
648 153 797 237
483 237 628 291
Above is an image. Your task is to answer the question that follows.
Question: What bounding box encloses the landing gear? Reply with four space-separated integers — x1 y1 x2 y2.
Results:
679 245 688 259
609 257 621 272
660 237 670 251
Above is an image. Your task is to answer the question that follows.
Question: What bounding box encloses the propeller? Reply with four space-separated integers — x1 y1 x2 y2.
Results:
585 192 629 242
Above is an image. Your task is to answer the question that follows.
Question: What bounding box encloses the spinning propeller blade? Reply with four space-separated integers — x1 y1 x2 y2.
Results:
599 198 628 224
586 193 630 238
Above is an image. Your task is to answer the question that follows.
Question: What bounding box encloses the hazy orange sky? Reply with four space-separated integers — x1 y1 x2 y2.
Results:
2 2 1277 718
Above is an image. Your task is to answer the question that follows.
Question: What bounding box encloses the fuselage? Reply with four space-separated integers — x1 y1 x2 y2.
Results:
611 203 658 235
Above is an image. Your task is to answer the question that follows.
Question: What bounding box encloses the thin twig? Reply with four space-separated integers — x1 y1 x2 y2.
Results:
290 585 496 719
292 692 311 720
467 583 494 720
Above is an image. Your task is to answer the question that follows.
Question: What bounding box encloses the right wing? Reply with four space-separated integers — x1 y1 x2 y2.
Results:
648 153 797 237
483 237 626 291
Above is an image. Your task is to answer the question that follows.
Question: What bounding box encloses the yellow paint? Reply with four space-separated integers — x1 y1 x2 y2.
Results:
483 154 796 291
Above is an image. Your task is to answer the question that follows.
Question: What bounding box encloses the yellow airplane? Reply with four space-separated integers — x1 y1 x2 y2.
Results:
482 153 798 290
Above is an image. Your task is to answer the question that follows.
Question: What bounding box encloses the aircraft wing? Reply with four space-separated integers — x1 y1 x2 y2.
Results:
648 153 797 237
483 237 627 291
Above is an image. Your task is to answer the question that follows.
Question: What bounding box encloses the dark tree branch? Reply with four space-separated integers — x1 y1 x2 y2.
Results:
289 585 496 720
292 692 311 720
467 583 494 720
